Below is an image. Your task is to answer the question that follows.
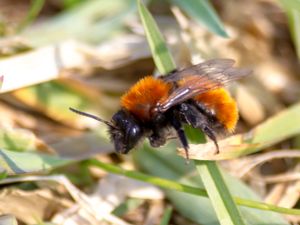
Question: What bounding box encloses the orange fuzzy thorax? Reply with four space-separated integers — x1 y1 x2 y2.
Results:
121 76 171 120
195 88 238 132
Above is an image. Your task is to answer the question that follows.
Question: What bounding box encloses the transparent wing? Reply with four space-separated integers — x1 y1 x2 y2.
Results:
157 59 251 112
163 59 239 82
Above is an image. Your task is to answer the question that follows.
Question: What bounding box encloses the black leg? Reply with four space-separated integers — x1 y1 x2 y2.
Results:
202 126 219 154
179 103 219 154
193 100 225 132
149 129 166 148
179 103 208 128
149 113 168 148
192 100 218 124
169 110 190 162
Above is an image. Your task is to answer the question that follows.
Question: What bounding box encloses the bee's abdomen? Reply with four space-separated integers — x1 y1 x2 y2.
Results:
194 88 238 132
121 76 171 120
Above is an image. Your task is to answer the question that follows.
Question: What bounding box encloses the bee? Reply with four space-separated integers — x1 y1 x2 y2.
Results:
70 59 251 160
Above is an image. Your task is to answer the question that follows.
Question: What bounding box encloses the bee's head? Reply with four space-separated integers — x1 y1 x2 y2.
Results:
110 110 143 154
69 108 143 154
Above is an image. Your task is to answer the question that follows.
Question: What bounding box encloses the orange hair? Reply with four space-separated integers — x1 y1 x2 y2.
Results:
195 88 238 132
121 76 171 120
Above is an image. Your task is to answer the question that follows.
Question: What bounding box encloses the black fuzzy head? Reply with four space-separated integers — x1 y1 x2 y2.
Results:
69 107 143 154
109 109 144 154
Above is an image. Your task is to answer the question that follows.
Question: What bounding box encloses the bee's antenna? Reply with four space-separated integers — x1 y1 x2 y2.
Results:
69 107 117 129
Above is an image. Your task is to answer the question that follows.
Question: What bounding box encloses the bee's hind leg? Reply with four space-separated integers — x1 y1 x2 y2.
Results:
179 103 219 154
202 126 219 154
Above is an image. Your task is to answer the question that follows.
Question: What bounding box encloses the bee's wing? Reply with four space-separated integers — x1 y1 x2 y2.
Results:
162 59 235 82
157 59 251 112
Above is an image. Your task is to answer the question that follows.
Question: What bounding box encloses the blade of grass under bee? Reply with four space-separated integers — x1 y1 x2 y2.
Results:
87 158 299 218
278 0 300 59
135 146 290 224
170 0 228 37
0 147 292 220
196 161 245 225
137 2 246 224
17 0 45 32
137 0 176 74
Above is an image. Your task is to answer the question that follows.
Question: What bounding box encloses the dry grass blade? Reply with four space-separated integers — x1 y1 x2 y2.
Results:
0 40 92 93
262 172 300 183
0 175 131 225
0 215 18 225
277 180 300 208
0 76 3 89
0 188 69 224
234 150 300 178
177 136 258 160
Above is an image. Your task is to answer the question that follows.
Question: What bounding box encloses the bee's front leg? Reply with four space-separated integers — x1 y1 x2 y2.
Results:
149 131 166 148
168 109 190 161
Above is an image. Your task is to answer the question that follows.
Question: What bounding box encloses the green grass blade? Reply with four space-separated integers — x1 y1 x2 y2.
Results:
0 172 7 181
137 1 245 224
22 0 136 46
137 0 176 74
0 128 41 152
0 149 71 175
12 80 97 125
17 0 45 32
170 0 228 37
183 124 205 143
87 158 299 218
160 206 173 225
196 161 245 225
112 198 145 217
135 146 289 224
278 0 300 58
63 0 83 9
135 144 219 224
